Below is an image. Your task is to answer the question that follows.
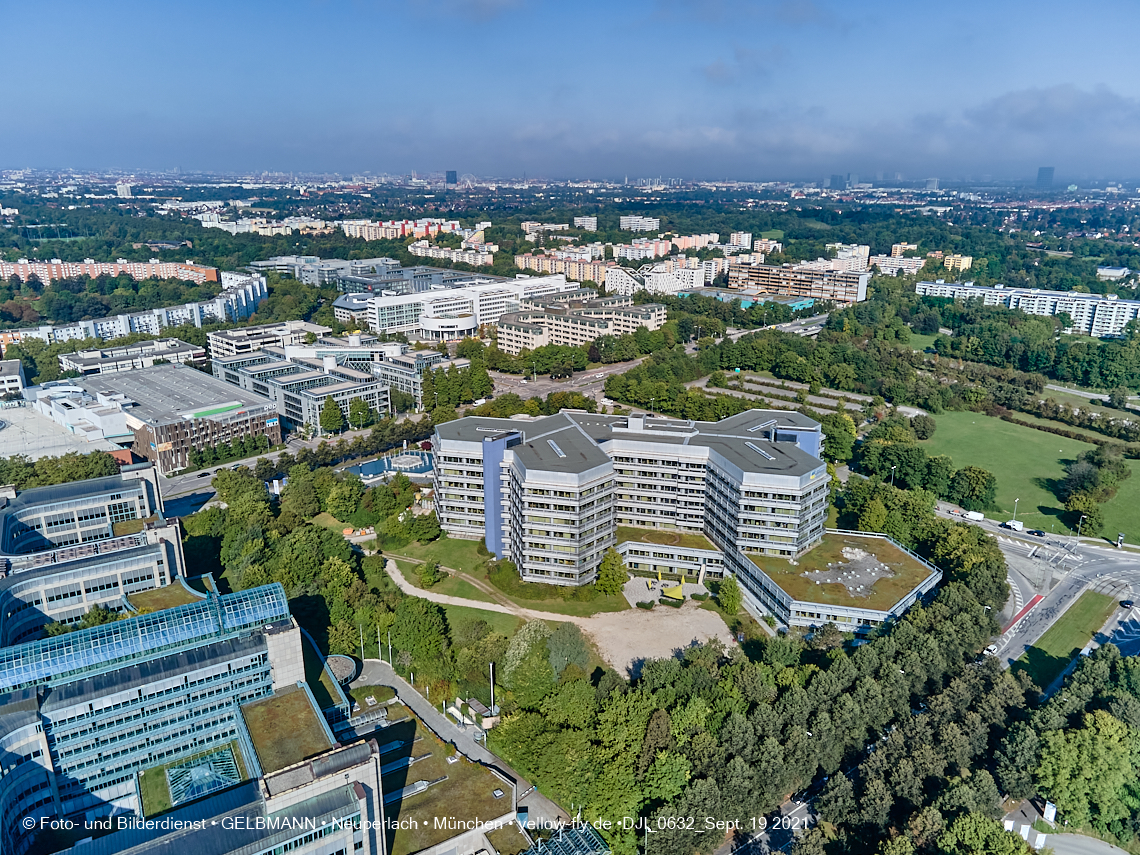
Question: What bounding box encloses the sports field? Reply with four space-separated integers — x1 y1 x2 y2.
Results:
921 412 1140 543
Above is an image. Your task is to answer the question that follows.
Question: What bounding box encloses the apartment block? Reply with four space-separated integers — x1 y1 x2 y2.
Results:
573 216 598 231
0 360 25 395
753 238 784 254
407 240 496 266
727 262 869 304
0 258 217 285
914 280 1140 338
495 293 666 355
0 272 267 350
729 232 753 248
513 253 615 284
613 238 673 260
58 338 205 376
891 242 919 257
619 215 660 231
605 264 704 296
943 254 973 272
341 217 460 241
868 255 926 276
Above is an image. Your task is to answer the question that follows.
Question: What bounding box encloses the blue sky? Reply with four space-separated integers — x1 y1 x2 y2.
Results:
4 0 1139 181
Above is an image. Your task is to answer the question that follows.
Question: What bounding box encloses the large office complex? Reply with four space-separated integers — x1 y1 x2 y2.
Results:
207 320 332 358
372 349 470 409
58 338 206 376
364 274 578 340
0 465 182 645
0 272 266 351
604 264 704 296
213 345 391 430
727 262 869 304
59 364 282 474
0 579 388 855
914 280 1140 337
434 410 940 631
495 291 667 355
249 255 399 286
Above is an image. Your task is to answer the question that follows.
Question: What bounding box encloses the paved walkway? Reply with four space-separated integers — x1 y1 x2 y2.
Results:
354 658 567 826
381 556 597 627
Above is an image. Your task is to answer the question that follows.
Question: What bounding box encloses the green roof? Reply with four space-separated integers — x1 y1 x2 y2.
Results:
616 526 718 552
749 533 936 611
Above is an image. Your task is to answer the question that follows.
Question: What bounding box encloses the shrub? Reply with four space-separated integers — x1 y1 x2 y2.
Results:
659 597 684 608
690 592 709 601
636 601 655 610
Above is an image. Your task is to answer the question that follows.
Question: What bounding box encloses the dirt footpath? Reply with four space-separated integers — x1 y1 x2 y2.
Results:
584 601 736 678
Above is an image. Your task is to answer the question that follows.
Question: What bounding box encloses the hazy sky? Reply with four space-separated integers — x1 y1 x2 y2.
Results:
4 0 1139 181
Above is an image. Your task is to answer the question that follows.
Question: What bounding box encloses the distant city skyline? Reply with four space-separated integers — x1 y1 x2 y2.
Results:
2 0 1138 181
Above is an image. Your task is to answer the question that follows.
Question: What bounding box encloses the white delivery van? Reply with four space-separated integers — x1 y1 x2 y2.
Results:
1004 520 1024 532
962 511 984 522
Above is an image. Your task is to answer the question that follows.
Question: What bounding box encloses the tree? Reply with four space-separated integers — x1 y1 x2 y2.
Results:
546 623 589 676
718 574 742 614
857 497 889 532
1108 386 1131 409
1035 710 1139 827
645 752 691 802
391 597 450 677
1064 492 1104 535
936 814 1031 855
391 389 416 413
947 466 997 511
319 395 345 434
348 397 373 429
910 413 937 440
419 560 441 588
326 480 363 521
595 548 628 596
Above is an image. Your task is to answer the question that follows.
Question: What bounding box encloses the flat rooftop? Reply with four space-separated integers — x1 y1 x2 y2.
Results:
435 409 823 477
617 526 717 552
76 363 275 426
749 532 937 611
0 405 117 460
241 684 334 774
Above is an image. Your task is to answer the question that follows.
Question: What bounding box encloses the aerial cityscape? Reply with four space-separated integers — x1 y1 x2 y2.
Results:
3 3 1140 855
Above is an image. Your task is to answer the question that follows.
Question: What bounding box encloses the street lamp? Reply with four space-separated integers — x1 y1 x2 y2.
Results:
1077 514 1087 540
890 465 897 487
1013 497 1019 522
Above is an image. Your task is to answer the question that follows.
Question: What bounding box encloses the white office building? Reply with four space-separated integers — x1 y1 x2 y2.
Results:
365 274 578 341
435 410 941 632
914 280 1140 338
574 216 598 231
605 264 704 296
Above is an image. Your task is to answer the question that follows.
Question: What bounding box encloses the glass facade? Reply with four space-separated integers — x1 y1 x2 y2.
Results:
0 585 289 692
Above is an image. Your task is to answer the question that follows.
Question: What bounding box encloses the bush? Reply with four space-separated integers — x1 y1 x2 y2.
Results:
659 597 684 608
636 601 655 610
690 592 709 601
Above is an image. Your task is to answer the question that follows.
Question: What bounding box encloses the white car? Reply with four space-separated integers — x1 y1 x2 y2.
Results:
595 373 605 379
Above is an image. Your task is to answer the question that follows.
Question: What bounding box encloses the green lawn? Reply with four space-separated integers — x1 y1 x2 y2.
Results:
494 591 629 617
386 555 497 603
921 411 1140 543
128 582 203 612
1014 591 1118 690
442 605 523 638
906 332 940 352
139 742 249 816
390 536 490 574
312 512 352 533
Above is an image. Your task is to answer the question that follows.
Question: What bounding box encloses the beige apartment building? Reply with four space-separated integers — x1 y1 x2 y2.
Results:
727 262 869 304
495 293 666 355
514 253 615 283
